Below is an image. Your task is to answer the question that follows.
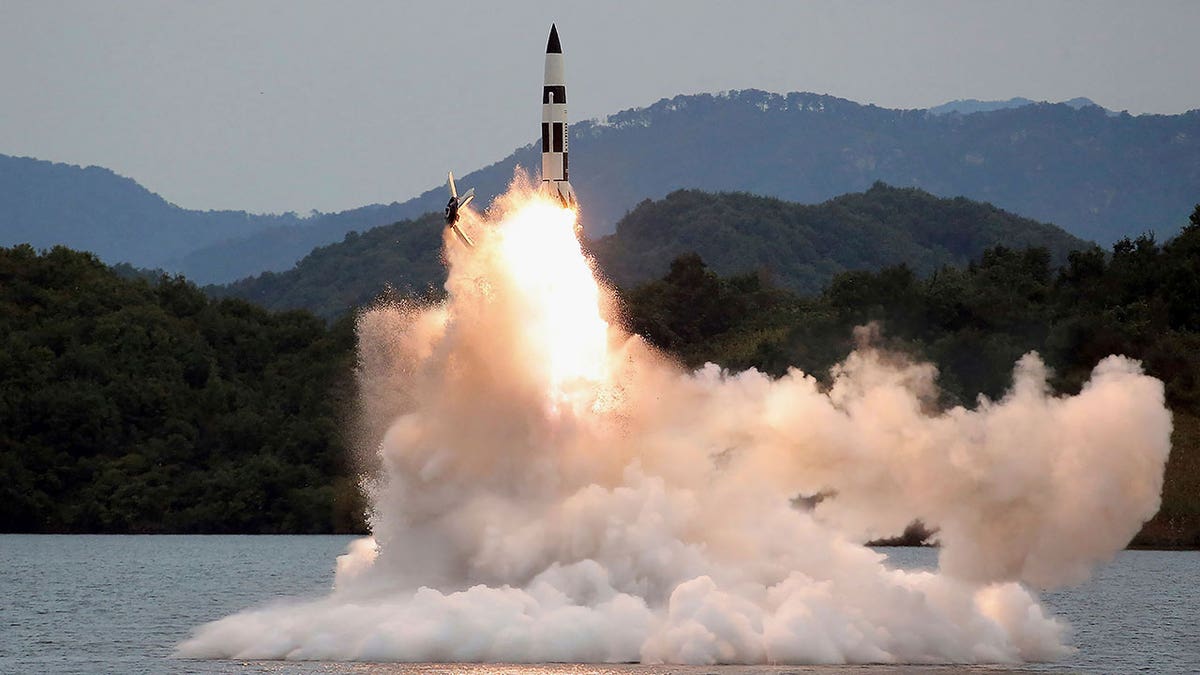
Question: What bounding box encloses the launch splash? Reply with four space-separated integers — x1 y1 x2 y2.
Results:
178 177 1171 665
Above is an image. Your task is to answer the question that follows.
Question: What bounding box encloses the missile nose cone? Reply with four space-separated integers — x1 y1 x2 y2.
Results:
546 24 562 54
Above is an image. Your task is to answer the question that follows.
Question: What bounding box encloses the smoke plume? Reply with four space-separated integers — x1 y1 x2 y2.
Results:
178 179 1171 664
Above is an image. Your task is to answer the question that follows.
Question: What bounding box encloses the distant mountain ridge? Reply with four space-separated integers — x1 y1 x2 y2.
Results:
0 154 417 279
5 89 1197 283
927 96 1108 116
589 184 1087 293
434 90 1196 244
0 154 294 268
218 184 1087 319
171 201 419 282
187 89 1199 282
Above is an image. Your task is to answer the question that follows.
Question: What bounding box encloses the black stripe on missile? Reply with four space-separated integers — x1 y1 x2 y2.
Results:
541 123 550 152
553 122 563 152
562 152 568 180
543 85 566 104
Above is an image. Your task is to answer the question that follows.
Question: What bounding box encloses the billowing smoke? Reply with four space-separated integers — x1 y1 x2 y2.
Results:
178 178 1171 665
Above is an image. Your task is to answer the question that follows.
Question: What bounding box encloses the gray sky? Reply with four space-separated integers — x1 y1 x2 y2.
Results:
1 1 1197 214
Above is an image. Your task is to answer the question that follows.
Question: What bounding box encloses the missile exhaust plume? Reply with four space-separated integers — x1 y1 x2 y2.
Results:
178 175 1171 665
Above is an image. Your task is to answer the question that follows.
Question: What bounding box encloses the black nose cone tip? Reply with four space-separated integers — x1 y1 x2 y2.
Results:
546 24 562 54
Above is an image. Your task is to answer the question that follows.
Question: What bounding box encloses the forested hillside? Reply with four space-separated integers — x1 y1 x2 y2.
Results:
221 185 1085 318
215 213 447 320
0 245 362 533
590 184 1085 292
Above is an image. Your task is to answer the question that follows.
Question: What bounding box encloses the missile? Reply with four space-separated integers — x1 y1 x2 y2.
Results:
541 24 576 208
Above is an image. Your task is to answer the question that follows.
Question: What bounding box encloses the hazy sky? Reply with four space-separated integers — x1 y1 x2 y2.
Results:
2 1 1197 214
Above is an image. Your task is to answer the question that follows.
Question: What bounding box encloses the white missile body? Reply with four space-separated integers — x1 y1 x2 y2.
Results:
541 24 576 208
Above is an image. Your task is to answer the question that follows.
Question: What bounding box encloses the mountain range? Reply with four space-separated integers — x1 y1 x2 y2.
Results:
3 90 1197 284
589 184 1086 293
926 96 1108 116
0 154 415 279
218 185 1087 319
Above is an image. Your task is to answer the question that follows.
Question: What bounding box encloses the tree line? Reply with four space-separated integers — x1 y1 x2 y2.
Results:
0 245 363 533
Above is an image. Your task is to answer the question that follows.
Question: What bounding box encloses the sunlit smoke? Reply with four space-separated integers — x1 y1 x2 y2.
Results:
494 197 609 401
178 176 1171 665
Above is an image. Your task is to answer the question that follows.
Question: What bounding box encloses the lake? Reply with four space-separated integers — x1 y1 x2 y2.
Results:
1 536 1195 674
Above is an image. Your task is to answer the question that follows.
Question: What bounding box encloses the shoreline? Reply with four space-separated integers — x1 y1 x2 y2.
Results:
2 532 1195 551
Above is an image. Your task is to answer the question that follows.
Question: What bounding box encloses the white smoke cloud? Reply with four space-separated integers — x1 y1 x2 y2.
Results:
178 181 1171 665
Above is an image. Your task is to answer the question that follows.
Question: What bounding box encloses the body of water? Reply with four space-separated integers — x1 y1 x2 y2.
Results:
1 536 1195 674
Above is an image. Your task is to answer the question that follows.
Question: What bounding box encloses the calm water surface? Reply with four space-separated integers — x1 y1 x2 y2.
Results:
0 536 1195 674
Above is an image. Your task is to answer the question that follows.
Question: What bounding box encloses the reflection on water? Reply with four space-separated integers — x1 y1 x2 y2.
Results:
1 536 1195 674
